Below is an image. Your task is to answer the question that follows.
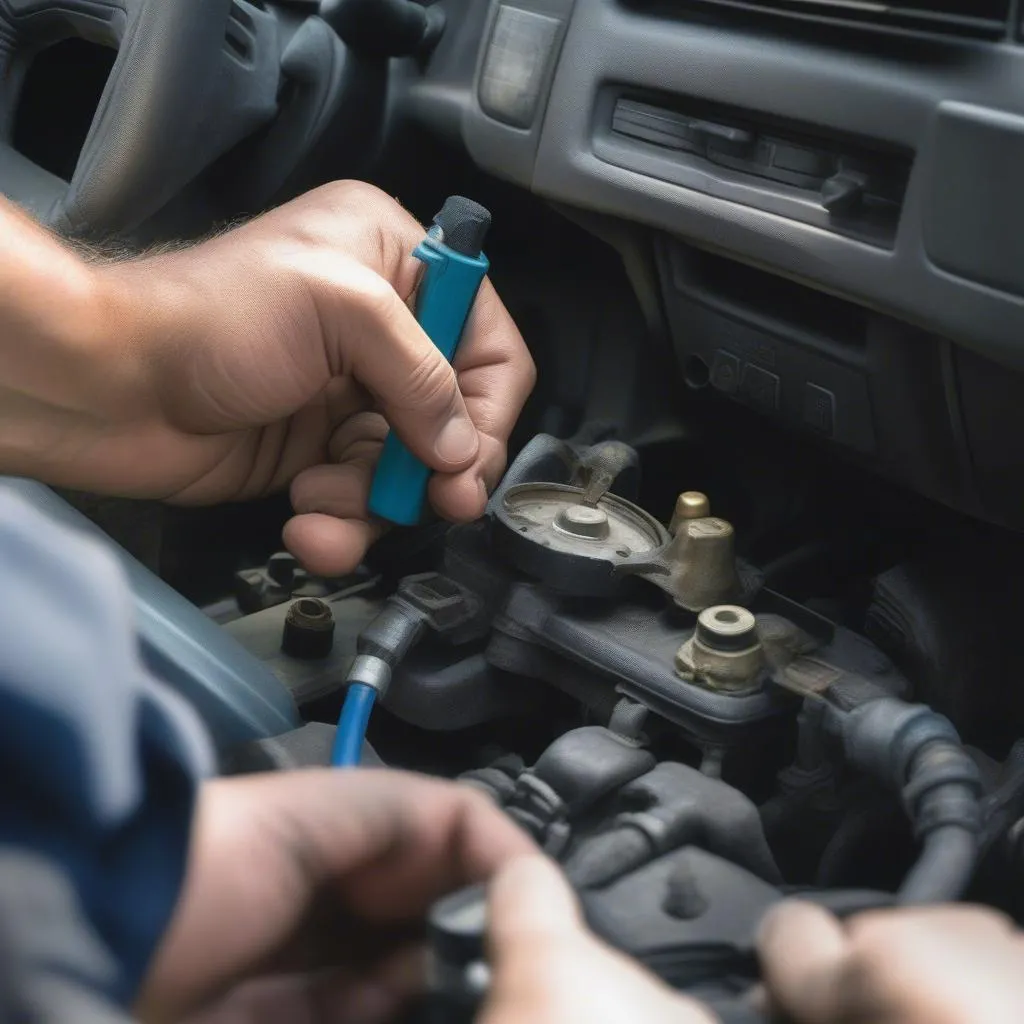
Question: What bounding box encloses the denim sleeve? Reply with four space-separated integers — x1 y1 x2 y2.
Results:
0 487 214 1015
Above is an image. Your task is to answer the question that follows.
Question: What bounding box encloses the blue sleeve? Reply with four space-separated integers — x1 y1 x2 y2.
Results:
0 487 214 1010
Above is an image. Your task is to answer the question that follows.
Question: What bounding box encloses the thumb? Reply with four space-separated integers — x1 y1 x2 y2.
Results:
334 263 480 471
488 855 585 955
482 855 717 1024
480 855 591 1024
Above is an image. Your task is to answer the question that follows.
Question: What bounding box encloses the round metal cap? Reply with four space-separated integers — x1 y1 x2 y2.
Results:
498 483 666 562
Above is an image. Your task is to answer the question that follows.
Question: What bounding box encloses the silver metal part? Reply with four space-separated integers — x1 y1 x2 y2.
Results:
500 483 666 562
347 654 392 696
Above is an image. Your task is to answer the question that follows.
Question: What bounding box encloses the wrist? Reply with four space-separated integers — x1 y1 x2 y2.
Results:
0 212 158 484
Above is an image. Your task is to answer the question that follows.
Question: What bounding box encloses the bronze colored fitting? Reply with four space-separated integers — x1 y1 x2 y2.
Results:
670 491 711 535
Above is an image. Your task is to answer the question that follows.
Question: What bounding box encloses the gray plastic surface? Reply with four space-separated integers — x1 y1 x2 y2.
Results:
923 102 1024 297
397 0 575 186
1 478 300 750
411 0 1024 370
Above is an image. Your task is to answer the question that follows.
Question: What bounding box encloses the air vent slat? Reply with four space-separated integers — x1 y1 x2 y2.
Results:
649 0 1011 39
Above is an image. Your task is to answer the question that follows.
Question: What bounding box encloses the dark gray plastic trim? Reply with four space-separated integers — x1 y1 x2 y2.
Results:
519 0 1024 368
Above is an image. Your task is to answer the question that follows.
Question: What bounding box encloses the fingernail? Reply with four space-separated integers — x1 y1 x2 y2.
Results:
434 415 479 465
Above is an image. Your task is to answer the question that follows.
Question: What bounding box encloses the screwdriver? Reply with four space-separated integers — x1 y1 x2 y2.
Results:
368 195 492 527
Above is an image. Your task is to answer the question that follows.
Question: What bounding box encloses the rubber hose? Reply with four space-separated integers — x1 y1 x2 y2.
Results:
331 683 377 768
816 803 897 889
897 825 977 905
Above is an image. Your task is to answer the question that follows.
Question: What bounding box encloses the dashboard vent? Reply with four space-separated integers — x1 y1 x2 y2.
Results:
650 0 1012 40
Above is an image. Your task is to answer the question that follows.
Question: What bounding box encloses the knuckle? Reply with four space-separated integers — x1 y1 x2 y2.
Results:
399 351 458 412
351 268 401 324
321 178 382 209
523 349 538 392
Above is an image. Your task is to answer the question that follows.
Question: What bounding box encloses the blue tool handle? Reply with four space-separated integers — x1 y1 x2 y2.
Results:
369 209 490 526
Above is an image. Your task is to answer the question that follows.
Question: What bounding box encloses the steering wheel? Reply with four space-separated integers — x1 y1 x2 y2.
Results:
0 0 353 237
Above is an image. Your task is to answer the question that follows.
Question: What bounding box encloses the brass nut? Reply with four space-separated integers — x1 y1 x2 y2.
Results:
675 607 765 694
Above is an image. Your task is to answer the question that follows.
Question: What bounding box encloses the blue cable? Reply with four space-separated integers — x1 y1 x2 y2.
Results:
331 682 377 767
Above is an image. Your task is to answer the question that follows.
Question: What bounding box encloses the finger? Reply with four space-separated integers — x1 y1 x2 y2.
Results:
283 513 379 577
285 414 387 574
483 856 716 1024
452 278 535 447
326 410 389 464
842 907 1024 1024
290 410 387 521
757 901 851 1023
305 256 481 472
295 187 532 496
482 856 600 1024
290 463 370 521
427 281 534 522
233 770 536 925
177 948 425 1024
143 774 534 1022
427 452 492 522
488 854 585 953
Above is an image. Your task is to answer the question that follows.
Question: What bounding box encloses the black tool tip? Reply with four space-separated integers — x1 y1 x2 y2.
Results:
433 196 492 257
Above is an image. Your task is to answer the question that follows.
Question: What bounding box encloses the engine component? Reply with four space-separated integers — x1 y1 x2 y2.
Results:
493 481 669 597
664 516 741 613
221 434 909 765
825 696 984 904
418 850 894 1024
675 605 766 693
281 598 336 660
469 727 656 855
234 552 344 615
332 573 484 766
486 584 804 748
564 761 781 888
488 433 752 610
223 722 383 774
866 542 1024 754
669 490 712 533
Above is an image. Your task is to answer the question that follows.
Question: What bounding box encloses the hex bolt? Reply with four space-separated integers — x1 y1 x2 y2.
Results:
282 597 335 660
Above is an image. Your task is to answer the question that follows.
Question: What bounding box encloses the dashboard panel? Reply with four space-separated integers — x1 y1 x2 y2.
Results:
399 0 1024 526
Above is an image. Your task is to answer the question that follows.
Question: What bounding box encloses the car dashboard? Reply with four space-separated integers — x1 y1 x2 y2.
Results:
399 0 1024 529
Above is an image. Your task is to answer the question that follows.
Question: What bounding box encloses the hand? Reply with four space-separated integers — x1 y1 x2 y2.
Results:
135 769 534 1024
4 183 534 575
481 855 716 1024
758 900 1024 1024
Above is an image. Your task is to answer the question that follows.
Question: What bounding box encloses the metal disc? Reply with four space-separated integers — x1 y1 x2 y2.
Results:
497 483 667 563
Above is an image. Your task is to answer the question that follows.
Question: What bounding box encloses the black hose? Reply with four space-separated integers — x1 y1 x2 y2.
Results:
828 698 983 904
816 802 899 890
898 825 978 905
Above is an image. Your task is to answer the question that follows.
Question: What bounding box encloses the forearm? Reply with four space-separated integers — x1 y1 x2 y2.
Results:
0 200 159 485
